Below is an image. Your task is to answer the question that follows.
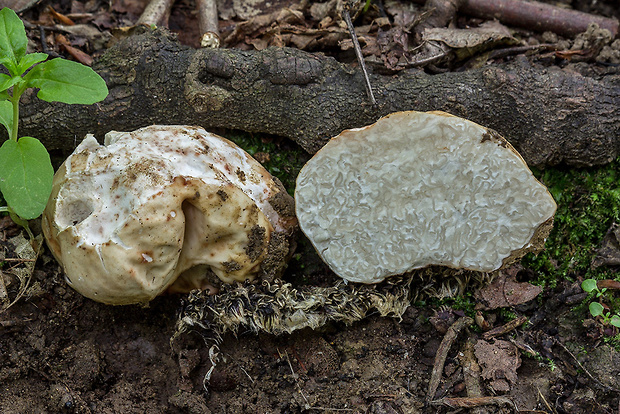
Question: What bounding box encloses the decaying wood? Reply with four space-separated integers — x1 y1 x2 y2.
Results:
458 339 489 414
12 28 620 167
137 0 174 26
410 0 619 38
198 0 220 48
426 316 473 403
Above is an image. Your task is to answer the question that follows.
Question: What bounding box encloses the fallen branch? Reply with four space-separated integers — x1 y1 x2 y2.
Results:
458 338 489 414
481 315 527 340
426 316 473 403
11 28 620 168
410 0 619 38
428 396 517 410
197 0 220 48
137 0 174 26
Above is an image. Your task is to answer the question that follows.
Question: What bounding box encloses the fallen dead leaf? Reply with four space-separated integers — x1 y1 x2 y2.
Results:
592 223 620 268
55 34 93 66
423 21 519 60
474 267 543 310
474 339 521 393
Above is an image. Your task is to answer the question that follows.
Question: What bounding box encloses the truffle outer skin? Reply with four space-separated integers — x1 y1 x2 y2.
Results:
42 125 297 305
295 111 557 284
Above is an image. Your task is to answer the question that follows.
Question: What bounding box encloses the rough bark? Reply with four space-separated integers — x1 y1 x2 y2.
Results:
14 27 620 168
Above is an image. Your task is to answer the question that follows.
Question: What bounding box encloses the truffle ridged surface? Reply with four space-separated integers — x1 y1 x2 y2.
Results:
295 111 556 284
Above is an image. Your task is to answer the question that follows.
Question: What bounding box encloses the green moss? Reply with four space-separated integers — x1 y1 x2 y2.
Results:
223 130 309 196
523 158 620 285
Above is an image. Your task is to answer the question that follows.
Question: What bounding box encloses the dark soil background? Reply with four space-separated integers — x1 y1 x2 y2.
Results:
1 0 620 413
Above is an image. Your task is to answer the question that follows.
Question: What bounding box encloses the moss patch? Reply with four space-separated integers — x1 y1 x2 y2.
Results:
223 131 309 195
524 158 620 286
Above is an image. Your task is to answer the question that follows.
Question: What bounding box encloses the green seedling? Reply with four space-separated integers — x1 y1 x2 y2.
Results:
0 7 108 231
582 278 620 328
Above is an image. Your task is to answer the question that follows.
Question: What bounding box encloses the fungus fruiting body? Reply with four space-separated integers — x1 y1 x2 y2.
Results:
42 126 296 305
295 111 557 284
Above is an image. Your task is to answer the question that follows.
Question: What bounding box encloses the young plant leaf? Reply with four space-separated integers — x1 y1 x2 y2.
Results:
0 8 28 75
24 58 108 104
0 137 54 220
0 100 12 136
17 52 48 74
611 315 620 328
581 279 598 293
0 72 19 92
589 301 604 318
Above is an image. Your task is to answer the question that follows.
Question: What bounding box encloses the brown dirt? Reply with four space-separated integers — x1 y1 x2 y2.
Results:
2 231 620 413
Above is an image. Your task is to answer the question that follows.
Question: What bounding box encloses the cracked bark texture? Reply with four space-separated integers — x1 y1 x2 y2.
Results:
12 27 620 168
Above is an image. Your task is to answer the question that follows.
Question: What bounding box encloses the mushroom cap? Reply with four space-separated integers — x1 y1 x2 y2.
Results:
42 126 296 305
295 111 557 284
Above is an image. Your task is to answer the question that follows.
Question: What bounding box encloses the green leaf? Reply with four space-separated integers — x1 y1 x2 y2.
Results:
0 8 28 75
17 52 48 74
611 315 620 328
24 58 108 104
581 279 598 293
589 302 604 318
0 100 12 136
0 137 54 220
0 72 20 93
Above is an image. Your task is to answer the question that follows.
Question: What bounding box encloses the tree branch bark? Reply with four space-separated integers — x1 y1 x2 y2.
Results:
14 28 620 168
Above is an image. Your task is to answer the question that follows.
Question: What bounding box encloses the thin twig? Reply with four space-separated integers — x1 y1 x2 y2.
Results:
197 0 220 48
0 269 7 304
342 7 376 106
280 349 312 410
554 338 619 393
429 396 517 410
537 387 557 414
137 0 175 27
408 0 619 38
426 316 473 403
2 258 37 262
459 338 489 414
482 315 527 340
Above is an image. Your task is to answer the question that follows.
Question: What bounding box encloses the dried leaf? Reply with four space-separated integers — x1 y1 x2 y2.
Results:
224 8 304 47
55 34 93 66
309 0 339 22
47 5 75 26
474 339 521 392
474 268 542 310
592 223 620 268
0 0 43 13
0 233 43 312
424 21 518 60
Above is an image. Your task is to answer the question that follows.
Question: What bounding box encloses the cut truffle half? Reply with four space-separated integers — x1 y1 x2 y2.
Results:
295 111 557 284
42 125 297 305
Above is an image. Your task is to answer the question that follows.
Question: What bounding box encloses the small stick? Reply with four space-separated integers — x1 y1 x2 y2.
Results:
408 0 619 38
342 3 376 106
426 316 473 403
414 0 465 42
0 269 7 304
482 315 527 340
597 280 620 290
459 338 489 414
1 258 37 262
280 349 312 410
137 0 175 27
197 0 220 48
553 337 618 393
429 396 517 409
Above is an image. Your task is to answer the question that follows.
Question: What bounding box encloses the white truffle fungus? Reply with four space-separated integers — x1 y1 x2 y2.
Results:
42 125 296 305
295 111 557 284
